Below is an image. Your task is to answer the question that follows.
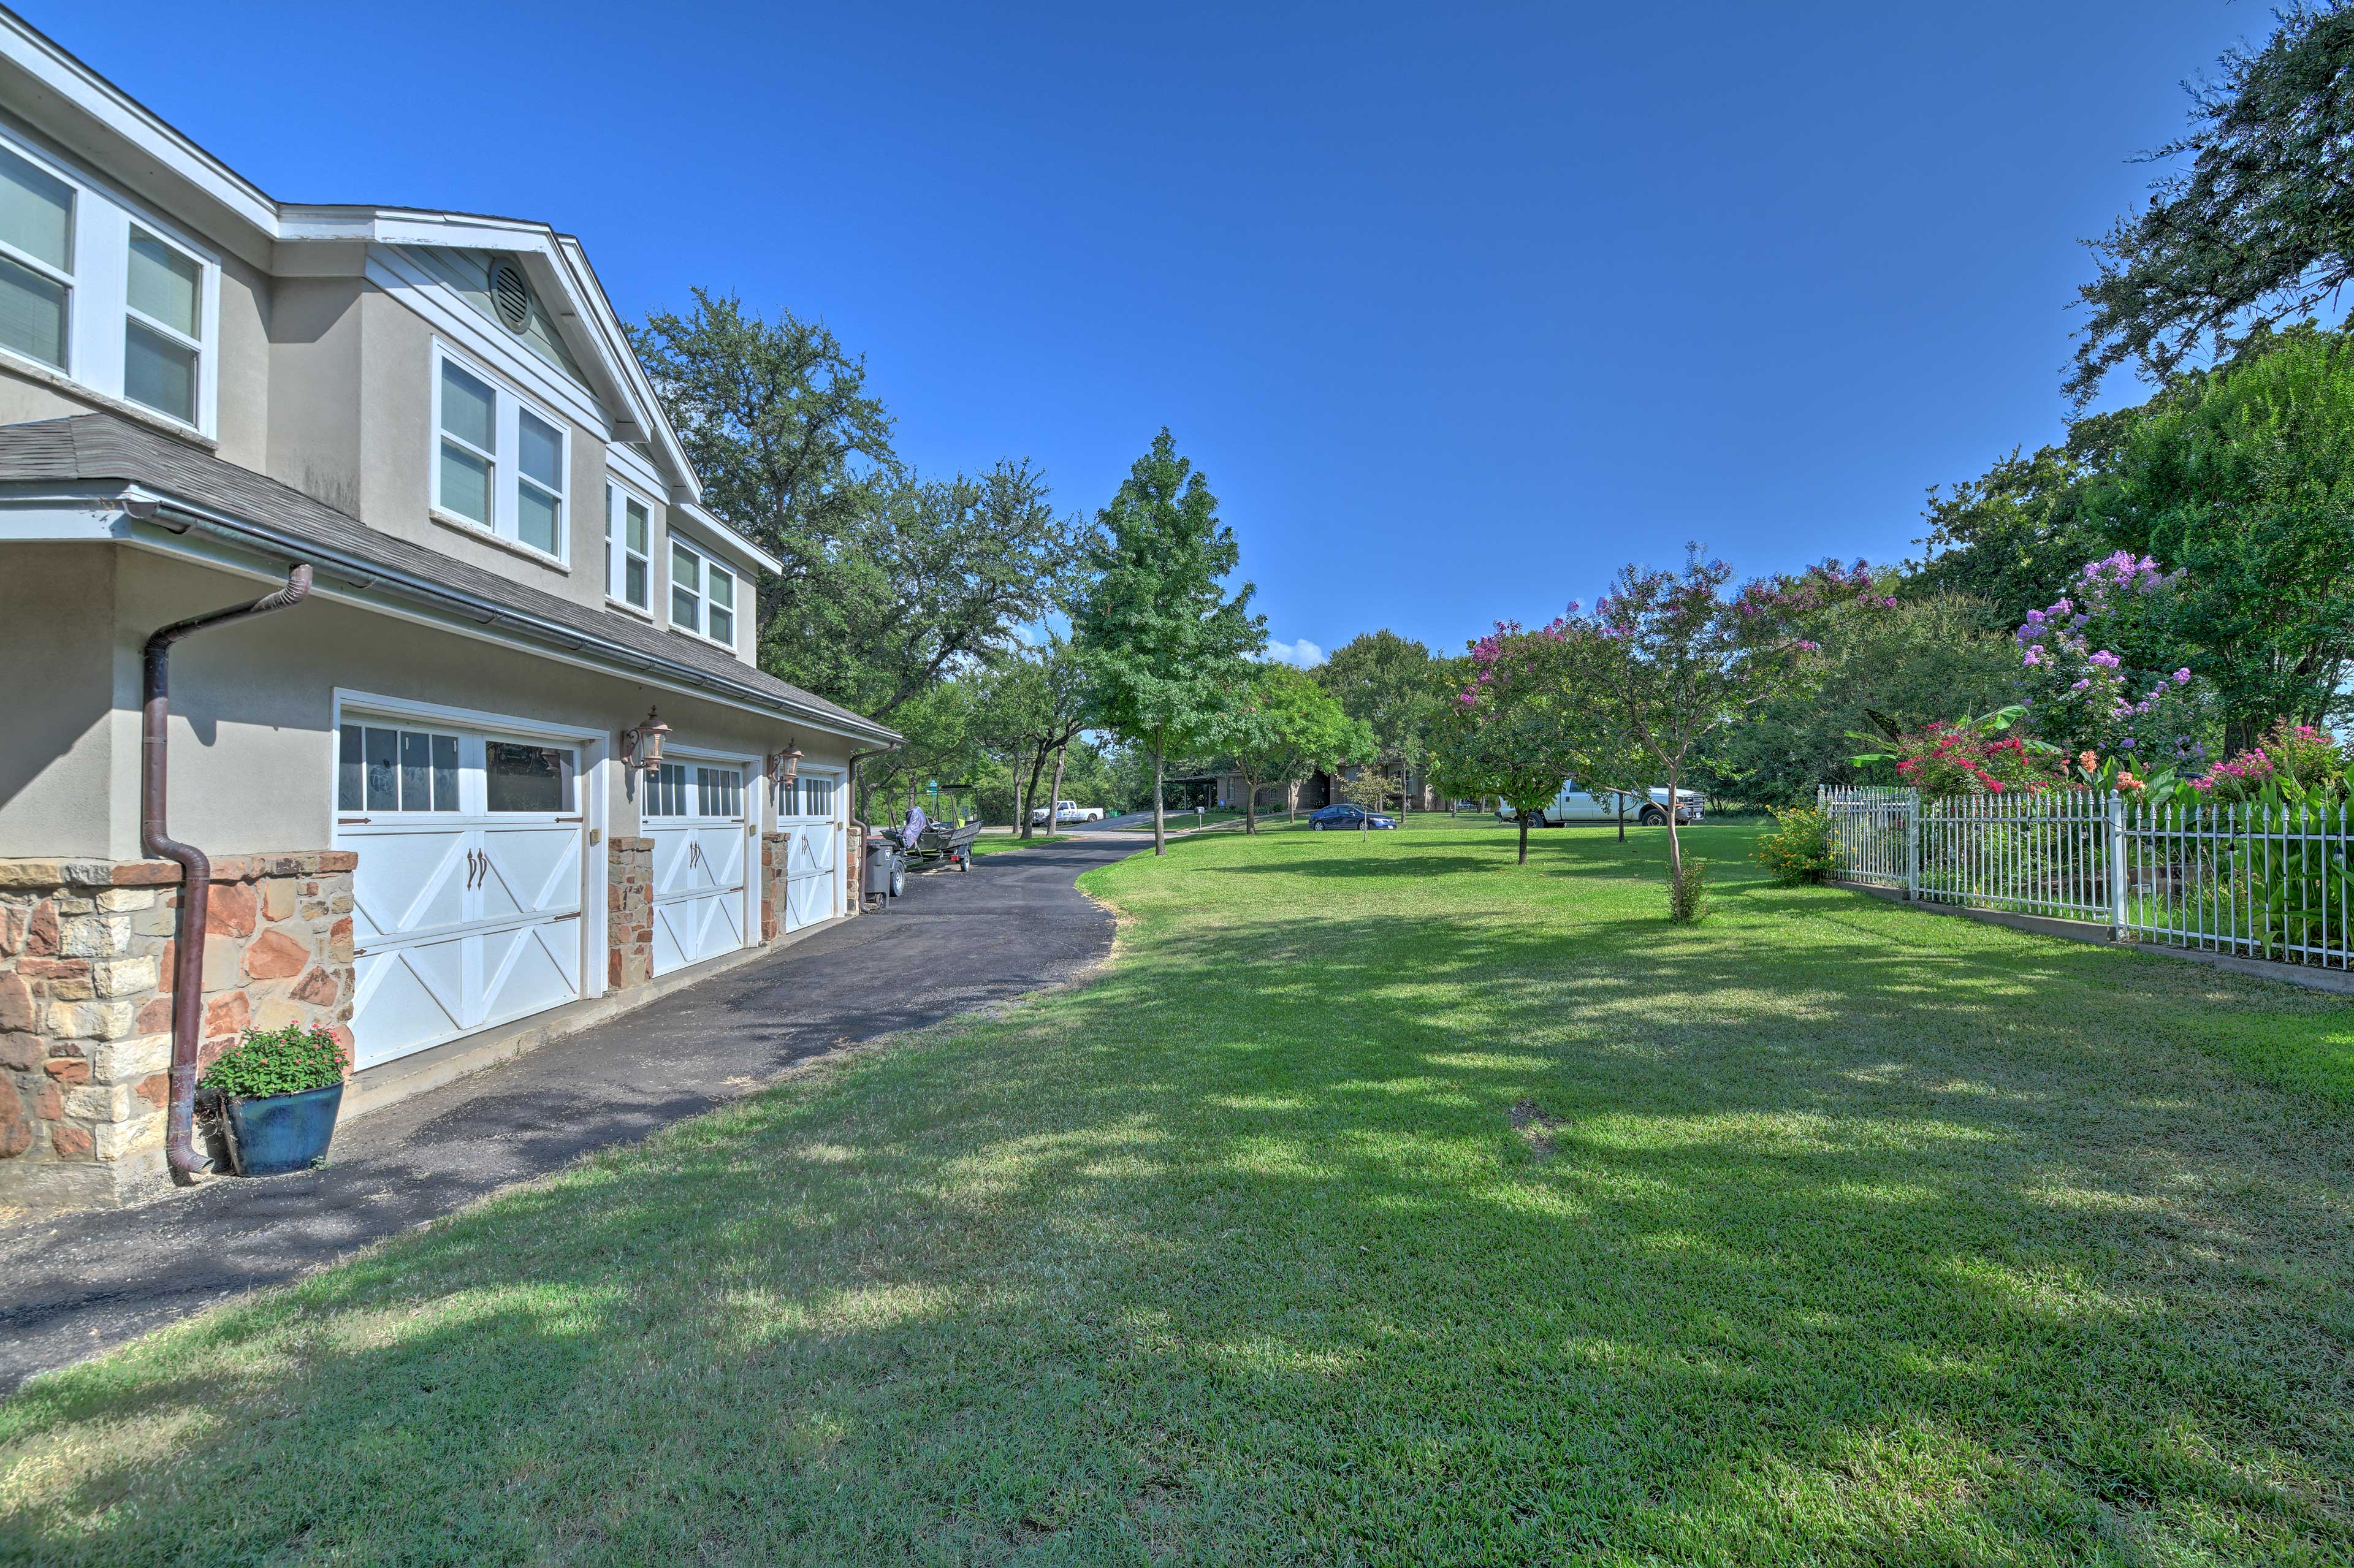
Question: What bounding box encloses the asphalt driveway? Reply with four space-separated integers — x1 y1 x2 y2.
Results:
0 834 1136 1392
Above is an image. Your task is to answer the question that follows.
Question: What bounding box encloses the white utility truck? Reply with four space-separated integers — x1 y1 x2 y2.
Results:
1497 780 1704 827
1030 800 1107 825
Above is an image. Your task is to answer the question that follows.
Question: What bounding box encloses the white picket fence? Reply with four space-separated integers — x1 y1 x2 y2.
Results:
1818 785 2354 970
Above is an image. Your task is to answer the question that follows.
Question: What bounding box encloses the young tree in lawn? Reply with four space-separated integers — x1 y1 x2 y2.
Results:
1431 623 1593 866
1561 551 1880 907
1215 664 1369 833
1070 430 1266 856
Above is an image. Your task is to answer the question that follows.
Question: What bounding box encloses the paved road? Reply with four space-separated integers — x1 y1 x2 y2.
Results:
0 835 1137 1392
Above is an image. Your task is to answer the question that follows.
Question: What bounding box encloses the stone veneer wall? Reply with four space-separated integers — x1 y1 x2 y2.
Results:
608 836 653 989
846 824 864 908
0 852 355 1216
760 833 788 942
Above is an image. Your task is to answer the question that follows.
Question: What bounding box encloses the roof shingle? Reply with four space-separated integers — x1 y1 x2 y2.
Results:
0 413 896 743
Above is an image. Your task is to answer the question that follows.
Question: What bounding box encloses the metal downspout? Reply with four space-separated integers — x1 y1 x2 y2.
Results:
142 565 313 1184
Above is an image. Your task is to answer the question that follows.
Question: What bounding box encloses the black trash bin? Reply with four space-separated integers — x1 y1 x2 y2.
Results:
864 837 904 902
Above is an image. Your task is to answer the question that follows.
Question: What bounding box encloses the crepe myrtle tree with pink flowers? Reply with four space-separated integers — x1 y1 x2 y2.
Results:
1434 619 1647 866
1550 550 1884 910
2013 552 2215 768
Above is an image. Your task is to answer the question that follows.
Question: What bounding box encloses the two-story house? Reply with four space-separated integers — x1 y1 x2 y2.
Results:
0 12 897 1214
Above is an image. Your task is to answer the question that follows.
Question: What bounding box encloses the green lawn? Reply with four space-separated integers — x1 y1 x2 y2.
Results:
6 820 2353 1565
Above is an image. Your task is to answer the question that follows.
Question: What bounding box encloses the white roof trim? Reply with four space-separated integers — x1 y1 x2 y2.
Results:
0 6 276 237
671 499 782 575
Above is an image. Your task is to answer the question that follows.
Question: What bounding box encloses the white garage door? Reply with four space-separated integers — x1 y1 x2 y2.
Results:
779 773 840 931
646 760 755 976
338 719 585 1070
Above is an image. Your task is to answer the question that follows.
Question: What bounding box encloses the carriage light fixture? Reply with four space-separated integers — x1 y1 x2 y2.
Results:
622 708 670 774
769 740 803 787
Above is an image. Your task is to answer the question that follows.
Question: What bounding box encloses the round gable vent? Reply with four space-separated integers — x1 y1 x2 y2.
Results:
489 257 532 332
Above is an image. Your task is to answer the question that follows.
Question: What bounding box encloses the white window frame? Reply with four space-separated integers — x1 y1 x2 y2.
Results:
122 225 205 427
0 127 219 437
430 340 569 567
668 536 737 649
604 480 654 615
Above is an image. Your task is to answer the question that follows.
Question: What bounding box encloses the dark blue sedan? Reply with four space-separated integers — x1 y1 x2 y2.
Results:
1309 804 1397 831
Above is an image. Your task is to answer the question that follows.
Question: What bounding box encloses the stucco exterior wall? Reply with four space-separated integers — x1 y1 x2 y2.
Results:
211 251 272 471
264 275 366 515
0 546 119 859
0 546 858 862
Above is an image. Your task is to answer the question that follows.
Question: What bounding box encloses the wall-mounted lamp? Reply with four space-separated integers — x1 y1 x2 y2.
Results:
768 740 804 789
621 708 671 774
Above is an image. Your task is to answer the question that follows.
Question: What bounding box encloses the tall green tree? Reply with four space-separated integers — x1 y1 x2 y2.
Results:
1906 446 2105 627
1070 430 1267 856
630 291 895 587
2081 325 2354 748
1214 664 1371 832
1697 592 2019 805
1316 631 1448 813
766 463 1081 721
635 294 1078 732
2069 2 2354 403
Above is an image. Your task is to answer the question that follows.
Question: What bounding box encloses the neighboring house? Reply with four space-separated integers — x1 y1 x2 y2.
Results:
0 14 897 1214
1203 763 1442 815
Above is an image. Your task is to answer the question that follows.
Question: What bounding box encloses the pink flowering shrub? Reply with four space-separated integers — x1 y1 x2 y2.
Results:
2190 721 2345 804
1892 722 2071 798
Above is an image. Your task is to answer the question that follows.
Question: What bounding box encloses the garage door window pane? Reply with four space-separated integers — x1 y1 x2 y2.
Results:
487 742 574 813
400 731 432 811
364 726 399 810
698 767 741 818
338 724 363 810
646 762 686 818
432 734 459 810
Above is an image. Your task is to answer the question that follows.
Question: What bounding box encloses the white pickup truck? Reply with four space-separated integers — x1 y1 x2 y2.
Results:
1029 799 1106 825
1498 780 1704 827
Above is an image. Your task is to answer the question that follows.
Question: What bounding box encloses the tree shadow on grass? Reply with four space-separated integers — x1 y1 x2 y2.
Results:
6 856 2354 1564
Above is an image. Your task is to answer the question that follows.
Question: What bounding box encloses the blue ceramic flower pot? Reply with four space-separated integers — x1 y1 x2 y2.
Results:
221 1081 344 1176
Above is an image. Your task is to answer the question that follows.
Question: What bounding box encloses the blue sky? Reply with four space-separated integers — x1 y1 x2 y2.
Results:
42 2 2261 664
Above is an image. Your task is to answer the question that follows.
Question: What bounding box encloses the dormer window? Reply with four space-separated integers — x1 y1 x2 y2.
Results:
0 133 217 435
0 145 71 371
433 342 568 564
436 358 496 525
668 538 736 649
605 484 651 612
124 229 203 424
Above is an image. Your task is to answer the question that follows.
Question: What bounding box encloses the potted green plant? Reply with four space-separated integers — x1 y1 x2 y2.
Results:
199 1022 349 1176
